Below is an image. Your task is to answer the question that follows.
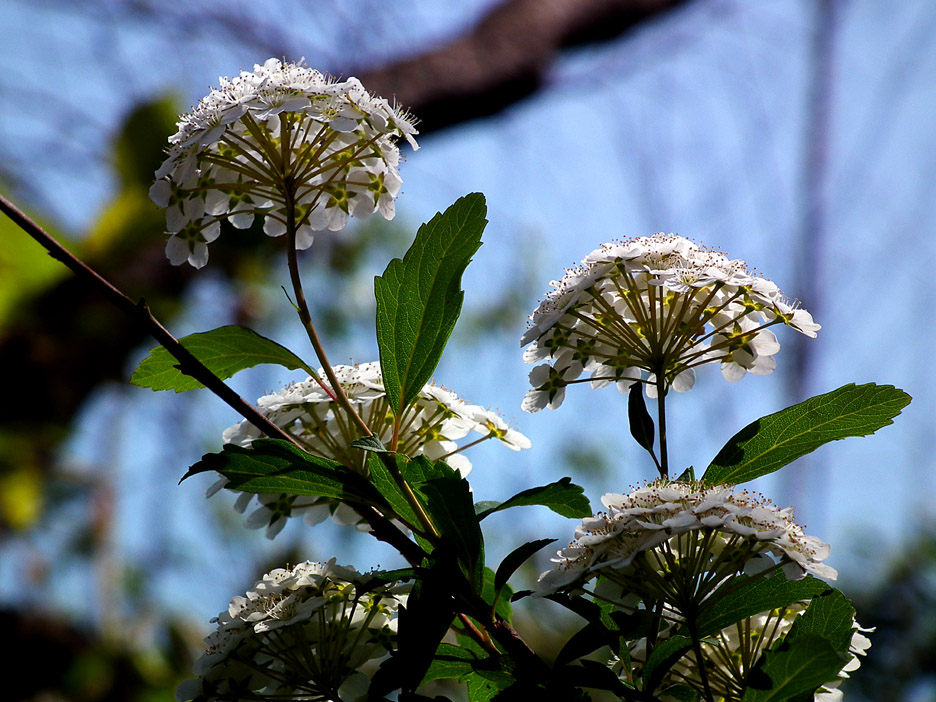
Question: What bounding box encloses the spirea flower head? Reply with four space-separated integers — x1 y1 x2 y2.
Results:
176 559 406 702
521 233 819 411
619 604 871 702
217 361 530 536
151 58 419 268
536 479 836 601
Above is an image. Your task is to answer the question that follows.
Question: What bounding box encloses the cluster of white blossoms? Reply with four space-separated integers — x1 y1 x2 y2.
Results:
536 480 836 599
620 603 872 702
217 361 531 536
521 233 820 411
150 58 419 268
176 559 405 702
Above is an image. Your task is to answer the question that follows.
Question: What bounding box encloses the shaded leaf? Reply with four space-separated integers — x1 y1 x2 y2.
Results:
554 622 618 667
131 325 313 392
421 643 479 683
367 453 424 530
628 381 655 453
555 659 634 696
703 383 910 485
659 684 700 702
481 566 514 623
643 635 694 693
181 439 378 506
675 466 696 482
372 553 460 696
420 475 485 591
696 572 831 638
376 193 486 415
475 478 591 520
494 539 555 593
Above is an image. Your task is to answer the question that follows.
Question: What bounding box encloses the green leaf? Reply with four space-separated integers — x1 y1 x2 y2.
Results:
466 676 501 702
696 572 831 638
400 454 459 483
643 635 694 693
658 684 700 702
742 635 845 702
420 475 485 591
703 383 911 485
372 553 460 696
366 453 425 530
554 622 618 667
181 439 379 506
675 466 696 482
421 643 479 683
494 539 555 593
466 666 513 702
367 454 469 544
785 589 855 655
475 478 591 520
480 566 514 623
555 659 634 696
350 435 389 453
375 193 486 415
131 325 314 392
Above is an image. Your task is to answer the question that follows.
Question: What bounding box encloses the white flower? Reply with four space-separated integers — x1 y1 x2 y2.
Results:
521 362 583 412
218 362 530 536
152 59 419 267
521 234 819 411
177 559 406 702
536 479 836 599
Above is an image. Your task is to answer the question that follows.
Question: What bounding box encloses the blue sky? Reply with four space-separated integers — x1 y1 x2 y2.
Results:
2 0 936 626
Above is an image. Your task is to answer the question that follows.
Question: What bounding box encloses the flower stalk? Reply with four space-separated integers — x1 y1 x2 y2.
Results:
655 373 669 479
284 195 373 439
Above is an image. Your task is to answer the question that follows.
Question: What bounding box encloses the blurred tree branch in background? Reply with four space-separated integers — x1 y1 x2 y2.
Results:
0 0 691 530
356 0 691 132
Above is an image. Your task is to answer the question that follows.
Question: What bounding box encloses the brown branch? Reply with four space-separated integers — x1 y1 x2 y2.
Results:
352 504 426 566
3 191 430 560
0 192 299 447
356 0 692 133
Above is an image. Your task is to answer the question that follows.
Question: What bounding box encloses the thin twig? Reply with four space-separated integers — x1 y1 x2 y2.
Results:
0 192 300 447
3 192 428 562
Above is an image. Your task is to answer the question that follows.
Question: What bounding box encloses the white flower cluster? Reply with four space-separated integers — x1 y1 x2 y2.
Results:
151 58 419 268
176 559 405 702
537 479 836 597
621 604 872 702
521 234 819 411
218 361 531 536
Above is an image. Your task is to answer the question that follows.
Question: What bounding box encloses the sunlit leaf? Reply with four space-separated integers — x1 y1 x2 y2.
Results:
131 325 314 392
742 636 844 702
376 193 486 415
703 383 910 485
